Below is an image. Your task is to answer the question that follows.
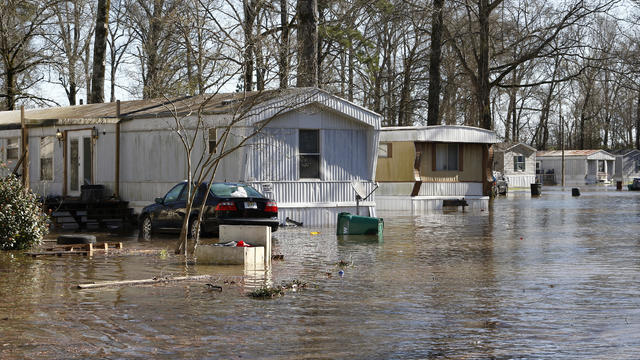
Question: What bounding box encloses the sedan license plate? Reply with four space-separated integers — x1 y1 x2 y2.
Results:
244 201 257 209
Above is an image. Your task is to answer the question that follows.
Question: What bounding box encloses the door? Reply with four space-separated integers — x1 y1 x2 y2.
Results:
67 130 93 197
155 182 186 231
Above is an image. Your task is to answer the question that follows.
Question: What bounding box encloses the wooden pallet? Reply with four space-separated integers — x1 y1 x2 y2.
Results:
26 242 123 257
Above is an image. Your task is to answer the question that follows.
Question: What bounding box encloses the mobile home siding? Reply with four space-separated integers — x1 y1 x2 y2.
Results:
375 141 416 182
417 143 484 182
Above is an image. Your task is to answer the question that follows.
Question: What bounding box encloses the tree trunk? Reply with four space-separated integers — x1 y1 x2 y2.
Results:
5 67 16 110
427 0 443 126
637 89 640 150
505 89 515 142
143 0 163 99
243 0 256 91
296 0 318 87
477 0 492 130
278 0 289 89
348 45 354 101
603 114 610 149
317 0 328 88
579 86 591 150
110 52 117 102
90 0 110 104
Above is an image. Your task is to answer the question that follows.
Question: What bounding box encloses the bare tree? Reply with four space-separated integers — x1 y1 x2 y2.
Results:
446 0 615 130
48 0 94 106
127 0 183 99
0 0 56 110
107 0 134 102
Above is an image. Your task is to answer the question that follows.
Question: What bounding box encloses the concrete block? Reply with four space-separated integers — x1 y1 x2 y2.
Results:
195 245 264 268
220 225 271 267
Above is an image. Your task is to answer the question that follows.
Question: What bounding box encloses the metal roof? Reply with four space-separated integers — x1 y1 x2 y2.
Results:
379 125 498 144
494 142 537 153
536 149 615 160
610 149 640 156
0 88 381 130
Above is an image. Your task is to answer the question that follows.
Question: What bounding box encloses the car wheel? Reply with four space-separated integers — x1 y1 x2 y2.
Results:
139 215 153 241
189 218 201 240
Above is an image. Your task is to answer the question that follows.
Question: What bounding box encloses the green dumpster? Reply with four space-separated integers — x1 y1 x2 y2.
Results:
336 212 384 235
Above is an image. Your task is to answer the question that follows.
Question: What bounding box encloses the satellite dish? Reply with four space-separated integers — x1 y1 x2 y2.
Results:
350 181 367 199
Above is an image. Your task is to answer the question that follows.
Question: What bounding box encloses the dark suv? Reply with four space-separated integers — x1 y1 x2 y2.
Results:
138 181 279 240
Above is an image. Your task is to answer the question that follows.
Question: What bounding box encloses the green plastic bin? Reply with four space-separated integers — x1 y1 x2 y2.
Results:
336 212 384 235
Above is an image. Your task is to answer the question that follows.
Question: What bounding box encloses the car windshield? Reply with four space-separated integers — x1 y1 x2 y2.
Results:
210 183 263 198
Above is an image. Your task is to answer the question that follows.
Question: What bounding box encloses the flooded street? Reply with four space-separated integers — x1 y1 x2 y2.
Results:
2 186 640 359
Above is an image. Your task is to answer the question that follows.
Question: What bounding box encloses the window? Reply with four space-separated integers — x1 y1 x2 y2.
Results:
210 183 263 198
636 159 640 172
208 128 216 154
299 129 320 178
40 136 54 181
378 143 392 158
598 160 605 173
435 143 458 171
164 183 186 203
536 161 541 174
7 138 19 161
514 155 525 171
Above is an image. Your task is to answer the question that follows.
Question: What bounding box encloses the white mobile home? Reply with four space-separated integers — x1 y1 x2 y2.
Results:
0 88 381 226
375 125 498 212
492 142 537 188
612 149 640 183
536 150 615 185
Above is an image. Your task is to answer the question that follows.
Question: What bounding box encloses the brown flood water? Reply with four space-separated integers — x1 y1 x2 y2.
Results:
1 186 640 359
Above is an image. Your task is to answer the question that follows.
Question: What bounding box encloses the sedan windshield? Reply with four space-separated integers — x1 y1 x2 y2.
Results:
210 183 263 198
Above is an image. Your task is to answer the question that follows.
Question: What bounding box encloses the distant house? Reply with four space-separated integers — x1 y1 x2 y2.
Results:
612 149 640 183
0 88 381 226
493 142 537 188
536 150 615 185
375 125 498 211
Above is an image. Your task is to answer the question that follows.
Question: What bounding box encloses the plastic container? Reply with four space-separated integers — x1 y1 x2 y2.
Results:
336 212 384 235
530 183 542 196
81 184 105 203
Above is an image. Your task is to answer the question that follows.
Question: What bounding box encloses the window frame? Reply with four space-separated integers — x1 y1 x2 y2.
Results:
514 155 526 172
208 128 217 154
6 137 19 161
298 129 321 179
39 136 54 181
435 143 459 171
378 142 392 158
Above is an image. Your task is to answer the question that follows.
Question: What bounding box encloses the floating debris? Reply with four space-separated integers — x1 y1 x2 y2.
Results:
310 231 320 235
247 286 285 299
282 279 308 290
272 254 285 261
336 260 351 268
205 283 223 292
247 280 309 299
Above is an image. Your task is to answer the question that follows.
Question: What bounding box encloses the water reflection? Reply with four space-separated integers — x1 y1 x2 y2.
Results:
2 186 640 358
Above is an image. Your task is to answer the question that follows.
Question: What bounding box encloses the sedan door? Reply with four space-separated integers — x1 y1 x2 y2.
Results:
165 184 196 230
155 183 186 231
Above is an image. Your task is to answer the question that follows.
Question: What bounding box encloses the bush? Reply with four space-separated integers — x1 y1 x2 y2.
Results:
0 174 49 250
